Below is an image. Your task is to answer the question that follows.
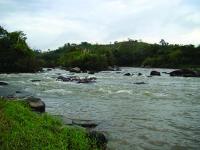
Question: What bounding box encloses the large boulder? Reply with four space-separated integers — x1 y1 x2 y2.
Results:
0 81 8 85
70 67 81 73
170 69 199 77
87 131 108 150
150 71 161 76
25 97 45 113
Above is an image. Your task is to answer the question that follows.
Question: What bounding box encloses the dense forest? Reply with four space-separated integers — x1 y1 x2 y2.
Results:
1 27 200 73
0 26 42 73
39 40 200 71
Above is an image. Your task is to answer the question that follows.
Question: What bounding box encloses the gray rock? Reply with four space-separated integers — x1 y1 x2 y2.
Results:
124 73 132 76
150 71 161 76
169 69 199 77
25 97 45 113
134 82 146 85
31 79 41 82
72 119 98 128
0 81 8 85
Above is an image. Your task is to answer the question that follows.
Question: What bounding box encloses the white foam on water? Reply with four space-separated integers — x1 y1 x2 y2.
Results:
44 89 73 95
116 90 132 94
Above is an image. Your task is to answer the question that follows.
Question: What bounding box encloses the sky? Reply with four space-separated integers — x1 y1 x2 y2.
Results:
0 0 200 50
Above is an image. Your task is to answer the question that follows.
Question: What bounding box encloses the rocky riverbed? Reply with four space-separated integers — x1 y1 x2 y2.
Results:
0 67 200 150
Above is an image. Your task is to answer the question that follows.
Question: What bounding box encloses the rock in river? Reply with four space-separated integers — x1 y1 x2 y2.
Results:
169 69 199 77
31 79 41 82
150 71 161 76
124 73 132 76
134 82 147 85
72 119 98 128
25 97 45 113
0 81 8 85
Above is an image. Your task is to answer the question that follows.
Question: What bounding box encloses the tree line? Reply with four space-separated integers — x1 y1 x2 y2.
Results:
1 27 200 73
39 40 200 71
0 26 42 73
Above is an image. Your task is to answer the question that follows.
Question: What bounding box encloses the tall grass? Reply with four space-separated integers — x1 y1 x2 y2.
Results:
0 98 98 150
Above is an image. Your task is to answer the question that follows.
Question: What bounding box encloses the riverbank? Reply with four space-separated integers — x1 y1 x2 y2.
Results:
0 98 105 150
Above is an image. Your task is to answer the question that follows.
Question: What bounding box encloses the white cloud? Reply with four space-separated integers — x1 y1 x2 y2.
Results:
0 0 199 50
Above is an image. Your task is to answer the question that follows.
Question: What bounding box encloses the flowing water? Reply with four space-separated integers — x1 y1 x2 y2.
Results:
0 67 200 150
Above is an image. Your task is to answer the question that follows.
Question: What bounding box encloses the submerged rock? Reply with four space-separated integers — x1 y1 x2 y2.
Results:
0 81 8 85
57 76 96 84
124 73 132 76
72 119 98 128
31 79 41 82
169 69 199 77
25 97 45 113
134 82 147 85
150 71 161 76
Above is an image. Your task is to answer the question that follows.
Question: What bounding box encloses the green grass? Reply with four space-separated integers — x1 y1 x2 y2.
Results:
0 98 98 150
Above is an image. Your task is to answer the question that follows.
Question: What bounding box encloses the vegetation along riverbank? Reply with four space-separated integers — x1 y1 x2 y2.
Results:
0 98 107 150
0 26 200 73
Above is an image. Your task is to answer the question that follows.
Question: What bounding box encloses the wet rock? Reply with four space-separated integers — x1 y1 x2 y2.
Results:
116 71 122 74
77 77 96 84
169 69 199 77
72 119 98 128
25 97 45 113
31 79 41 82
87 131 108 150
57 76 96 84
134 82 147 85
16 91 21 93
47 68 52 71
124 73 132 76
70 67 81 73
138 73 142 76
0 81 8 85
150 71 161 76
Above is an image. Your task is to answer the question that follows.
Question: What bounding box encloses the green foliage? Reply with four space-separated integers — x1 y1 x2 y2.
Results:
0 26 41 73
42 40 200 70
0 98 98 150
1 26 200 71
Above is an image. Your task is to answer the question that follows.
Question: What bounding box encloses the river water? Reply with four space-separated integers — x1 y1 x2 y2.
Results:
0 67 200 150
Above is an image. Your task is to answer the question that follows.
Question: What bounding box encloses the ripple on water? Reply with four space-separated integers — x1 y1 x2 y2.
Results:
44 89 73 95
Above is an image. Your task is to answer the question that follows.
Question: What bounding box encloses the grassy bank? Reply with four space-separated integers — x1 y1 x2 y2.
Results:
0 98 98 150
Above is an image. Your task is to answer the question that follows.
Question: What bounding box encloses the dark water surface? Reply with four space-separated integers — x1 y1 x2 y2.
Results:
0 68 200 150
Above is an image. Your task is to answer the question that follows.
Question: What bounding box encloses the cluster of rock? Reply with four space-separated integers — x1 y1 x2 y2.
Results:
57 76 97 84
169 69 200 77
68 66 121 74
24 97 107 149
56 115 107 150
123 69 200 78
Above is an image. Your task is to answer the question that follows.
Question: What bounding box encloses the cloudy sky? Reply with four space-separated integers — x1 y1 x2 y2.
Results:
0 0 199 50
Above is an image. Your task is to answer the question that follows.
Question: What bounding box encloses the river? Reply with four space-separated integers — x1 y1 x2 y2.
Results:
0 67 200 150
